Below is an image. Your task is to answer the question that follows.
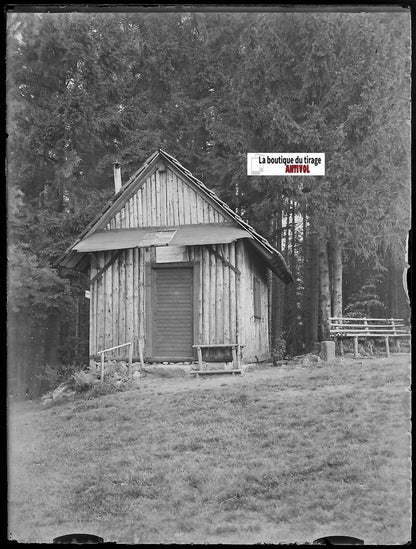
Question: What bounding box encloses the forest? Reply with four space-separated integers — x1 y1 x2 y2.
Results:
7 10 411 397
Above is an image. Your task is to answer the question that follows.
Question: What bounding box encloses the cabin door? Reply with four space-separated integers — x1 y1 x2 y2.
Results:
150 265 194 360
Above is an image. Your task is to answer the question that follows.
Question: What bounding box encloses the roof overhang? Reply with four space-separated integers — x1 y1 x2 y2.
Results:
73 223 252 253
56 149 293 283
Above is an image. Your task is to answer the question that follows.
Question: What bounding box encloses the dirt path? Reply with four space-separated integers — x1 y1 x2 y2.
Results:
131 354 410 396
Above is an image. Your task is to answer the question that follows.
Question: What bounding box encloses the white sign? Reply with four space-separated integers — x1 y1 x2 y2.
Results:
247 153 325 176
155 246 188 263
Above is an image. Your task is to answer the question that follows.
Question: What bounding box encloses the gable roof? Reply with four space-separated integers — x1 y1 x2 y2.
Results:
56 149 293 283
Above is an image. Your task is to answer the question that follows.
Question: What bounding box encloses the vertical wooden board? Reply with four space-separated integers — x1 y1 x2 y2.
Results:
207 201 214 223
104 252 113 349
195 193 203 224
165 168 171 225
188 244 202 343
142 179 148 226
239 242 253 358
237 241 248 354
92 279 98 355
202 247 209 344
118 251 126 348
215 245 224 344
125 248 134 348
236 241 244 345
147 176 152 226
261 273 269 352
183 178 191 225
89 260 97 356
229 243 236 343
187 186 192 224
128 197 133 228
174 172 180 226
164 169 169 226
218 209 226 222
151 172 157 226
175 174 182 225
155 170 161 226
172 173 179 225
223 244 230 344
124 203 129 229
159 169 165 226
112 254 119 348
146 178 152 226
132 193 138 228
195 247 203 343
146 176 151 226
139 248 146 343
137 188 142 227
209 247 216 343
186 185 196 224
145 259 153 356
126 201 131 229
190 188 197 224
96 252 105 352
169 172 180 225
201 200 206 224
133 247 139 354
175 175 181 224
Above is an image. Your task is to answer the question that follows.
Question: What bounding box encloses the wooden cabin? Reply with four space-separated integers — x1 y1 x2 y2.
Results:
58 150 292 365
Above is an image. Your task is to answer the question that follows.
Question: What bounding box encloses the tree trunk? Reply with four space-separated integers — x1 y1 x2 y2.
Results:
319 236 331 340
305 218 320 351
285 199 298 355
284 199 290 260
302 208 310 350
330 229 343 318
271 204 284 349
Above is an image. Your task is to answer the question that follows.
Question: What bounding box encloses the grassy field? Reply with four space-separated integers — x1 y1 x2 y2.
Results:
8 355 411 545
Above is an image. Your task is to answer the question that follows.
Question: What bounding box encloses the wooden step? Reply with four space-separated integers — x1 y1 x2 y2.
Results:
190 370 242 377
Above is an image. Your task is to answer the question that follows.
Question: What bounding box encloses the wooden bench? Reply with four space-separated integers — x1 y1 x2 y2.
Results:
192 343 245 375
329 317 411 358
189 369 243 377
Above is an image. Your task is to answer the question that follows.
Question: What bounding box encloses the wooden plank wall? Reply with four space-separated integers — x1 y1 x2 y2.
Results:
89 163 270 361
237 241 270 361
89 247 150 356
188 244 237 347
106 162 228 230
90 242 247 357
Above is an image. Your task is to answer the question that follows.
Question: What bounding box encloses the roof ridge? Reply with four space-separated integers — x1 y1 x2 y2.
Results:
158 149 278 256
57 148 292 282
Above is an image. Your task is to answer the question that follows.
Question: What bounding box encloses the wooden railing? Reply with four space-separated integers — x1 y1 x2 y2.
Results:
97 341 133 382
329 317 410 357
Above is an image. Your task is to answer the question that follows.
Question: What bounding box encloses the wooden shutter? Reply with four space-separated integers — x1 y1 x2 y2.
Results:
152 266 194 359
254 276 261 319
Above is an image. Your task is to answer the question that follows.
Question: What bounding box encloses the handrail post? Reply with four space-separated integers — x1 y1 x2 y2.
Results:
101 352 104 383
128 342 133 379
138 338 145 375
97 341 133 383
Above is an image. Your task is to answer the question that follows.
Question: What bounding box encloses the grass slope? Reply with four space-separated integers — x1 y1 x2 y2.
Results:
8 356 411 544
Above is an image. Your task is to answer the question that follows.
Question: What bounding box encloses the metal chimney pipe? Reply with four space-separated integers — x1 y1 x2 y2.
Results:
112 161 122 194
